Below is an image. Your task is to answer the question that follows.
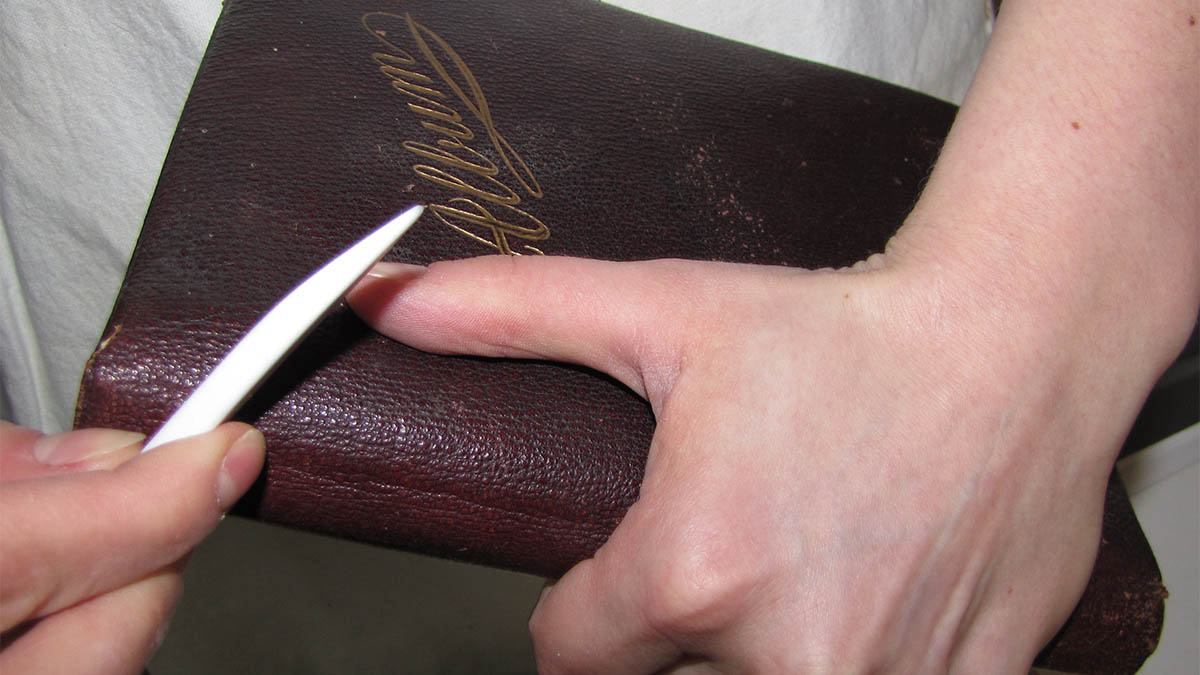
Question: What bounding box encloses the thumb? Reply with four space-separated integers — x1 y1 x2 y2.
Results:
0 422 265 630
347 256 712 399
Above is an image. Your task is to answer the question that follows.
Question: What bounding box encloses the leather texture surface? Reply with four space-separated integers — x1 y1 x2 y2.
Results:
74 0 1162 669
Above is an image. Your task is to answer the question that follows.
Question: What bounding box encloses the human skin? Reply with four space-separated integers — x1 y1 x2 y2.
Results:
347 0 1199 671
0 422 264 673
0 0 1193 672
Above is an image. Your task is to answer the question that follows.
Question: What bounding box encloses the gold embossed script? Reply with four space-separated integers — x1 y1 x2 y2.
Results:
363 11 548 255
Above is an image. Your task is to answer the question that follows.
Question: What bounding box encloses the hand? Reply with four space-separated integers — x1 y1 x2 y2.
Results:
350 0 1196 668
0 421 265 674
348 254 1134 672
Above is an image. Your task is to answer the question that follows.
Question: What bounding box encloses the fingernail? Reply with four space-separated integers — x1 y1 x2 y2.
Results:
364 261 426 280
217 428 266 510
348 262 429 320
33 429 146 465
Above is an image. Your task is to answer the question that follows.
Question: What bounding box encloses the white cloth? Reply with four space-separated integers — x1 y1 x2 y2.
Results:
1 0 225 430
607 0 991 103
0 0 991 431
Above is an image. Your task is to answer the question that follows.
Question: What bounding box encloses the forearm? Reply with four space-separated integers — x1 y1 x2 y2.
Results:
887 0 1198 459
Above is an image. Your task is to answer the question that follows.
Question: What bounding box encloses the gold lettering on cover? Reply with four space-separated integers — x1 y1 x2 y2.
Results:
402 140 497 179
370 52 479 151
415 164 519 205
363 10 547 254
431 199 549 256
404 16 543 199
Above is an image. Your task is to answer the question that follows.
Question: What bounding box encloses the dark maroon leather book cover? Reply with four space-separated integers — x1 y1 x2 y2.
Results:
74 0 1163 669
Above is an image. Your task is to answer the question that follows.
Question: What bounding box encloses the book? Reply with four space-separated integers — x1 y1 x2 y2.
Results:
74 0 1164 669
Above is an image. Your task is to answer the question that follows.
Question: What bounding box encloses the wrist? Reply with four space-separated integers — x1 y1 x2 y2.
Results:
879 0 1198 423
877 226 1191 471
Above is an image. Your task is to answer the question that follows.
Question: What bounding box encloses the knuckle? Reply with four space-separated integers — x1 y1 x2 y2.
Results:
527 598 576 675
527 601 551 644
641 532 764 638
